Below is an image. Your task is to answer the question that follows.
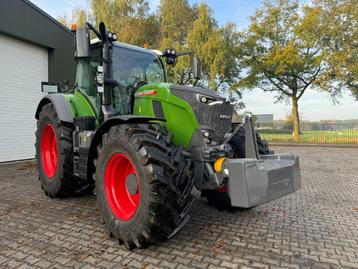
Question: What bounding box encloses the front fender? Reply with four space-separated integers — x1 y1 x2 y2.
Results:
89 115 165 154
85 115 165 180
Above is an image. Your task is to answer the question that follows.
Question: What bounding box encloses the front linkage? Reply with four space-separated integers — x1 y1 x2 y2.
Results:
200 115 301 209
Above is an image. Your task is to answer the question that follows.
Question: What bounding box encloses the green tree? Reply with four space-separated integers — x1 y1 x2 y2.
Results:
157 1 243 109
208 23 241 94
239 0 330 141
186 3 216 86
158 0 195 48
91 0 159 47
186 3 242 98
313 0 358 100
158 0 196 83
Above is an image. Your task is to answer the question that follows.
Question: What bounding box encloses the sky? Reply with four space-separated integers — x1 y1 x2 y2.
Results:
30 0 358 121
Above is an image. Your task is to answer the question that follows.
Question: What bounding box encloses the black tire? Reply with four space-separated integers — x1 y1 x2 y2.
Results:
35 103 85 197
201 125 270 208
230 126 270 158
201 188 231 209
94 124 193 249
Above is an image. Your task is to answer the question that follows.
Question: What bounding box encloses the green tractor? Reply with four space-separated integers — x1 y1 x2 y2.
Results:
35 22 301 249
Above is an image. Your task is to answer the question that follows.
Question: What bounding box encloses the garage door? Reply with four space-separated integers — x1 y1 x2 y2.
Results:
0 34 48 162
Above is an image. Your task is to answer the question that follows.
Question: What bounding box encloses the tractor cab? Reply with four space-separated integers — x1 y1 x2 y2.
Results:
73 22 201 123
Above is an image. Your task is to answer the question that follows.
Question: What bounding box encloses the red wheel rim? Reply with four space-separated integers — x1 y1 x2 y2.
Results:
105 153 140 221
217 186 228 192
40 124 58 178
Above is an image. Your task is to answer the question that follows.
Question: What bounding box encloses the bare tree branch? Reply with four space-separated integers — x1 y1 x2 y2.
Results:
296 67 321 100
214 80 224 91
263 72 292 96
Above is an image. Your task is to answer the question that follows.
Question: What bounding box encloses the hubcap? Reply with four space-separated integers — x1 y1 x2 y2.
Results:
40 124 58 178
105 153 140 220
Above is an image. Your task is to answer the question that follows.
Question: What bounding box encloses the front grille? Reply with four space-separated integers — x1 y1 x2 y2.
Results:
198 101 233 136
170 85 233 141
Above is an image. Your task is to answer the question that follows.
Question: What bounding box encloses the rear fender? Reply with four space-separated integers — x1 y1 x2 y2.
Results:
35 94 74 123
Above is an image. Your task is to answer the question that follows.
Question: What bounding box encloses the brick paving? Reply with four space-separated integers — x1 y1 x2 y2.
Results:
0 146 357 269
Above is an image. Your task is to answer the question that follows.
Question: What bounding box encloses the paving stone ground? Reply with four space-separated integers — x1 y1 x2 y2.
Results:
0 146 357 269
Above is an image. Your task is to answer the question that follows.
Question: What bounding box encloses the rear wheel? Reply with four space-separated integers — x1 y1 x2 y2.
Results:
35 103 85 197
201 125 270 208
94 124 193 249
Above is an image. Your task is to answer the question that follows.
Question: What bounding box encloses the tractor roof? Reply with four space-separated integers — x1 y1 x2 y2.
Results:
90 38 159 58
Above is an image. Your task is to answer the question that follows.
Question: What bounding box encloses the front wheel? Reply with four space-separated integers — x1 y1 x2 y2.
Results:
94 124 193 249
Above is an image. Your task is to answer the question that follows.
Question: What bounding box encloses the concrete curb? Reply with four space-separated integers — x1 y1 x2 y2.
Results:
270 143 358 148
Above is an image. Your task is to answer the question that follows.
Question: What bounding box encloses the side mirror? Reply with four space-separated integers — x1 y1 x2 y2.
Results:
41 82 59 93
75 27 90 58
193 55 202 80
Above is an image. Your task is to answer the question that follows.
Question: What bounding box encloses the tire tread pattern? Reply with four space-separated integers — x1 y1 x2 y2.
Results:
36 103 86 197
94 123 193 249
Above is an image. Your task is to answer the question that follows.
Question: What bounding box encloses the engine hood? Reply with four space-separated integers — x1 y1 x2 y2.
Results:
170 84 226 101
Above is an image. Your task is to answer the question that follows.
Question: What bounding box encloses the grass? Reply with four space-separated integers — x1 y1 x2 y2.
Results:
259 129 358 144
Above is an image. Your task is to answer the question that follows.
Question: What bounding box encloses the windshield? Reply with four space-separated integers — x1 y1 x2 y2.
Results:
112 46 165 85
75 45 164 95
111 45 165 114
